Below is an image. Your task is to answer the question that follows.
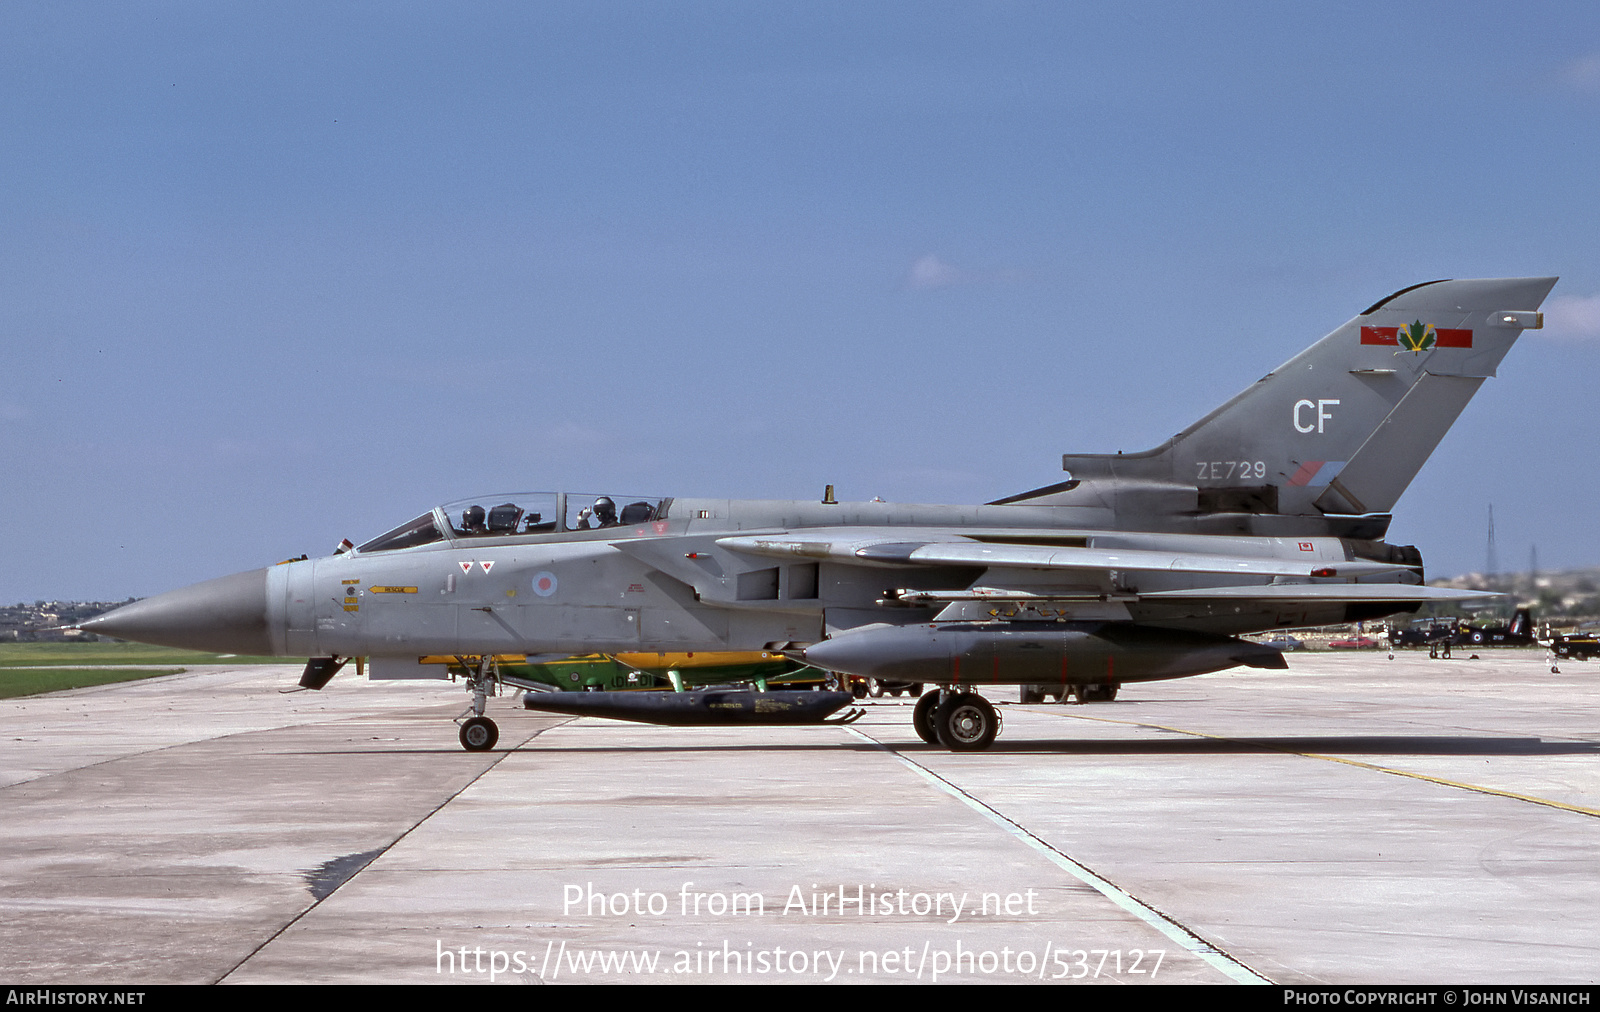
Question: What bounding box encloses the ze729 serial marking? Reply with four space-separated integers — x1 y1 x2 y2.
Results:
1196 461 1266 480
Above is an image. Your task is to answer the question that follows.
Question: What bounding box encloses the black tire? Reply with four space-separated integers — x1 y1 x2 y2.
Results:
868 678 885 698
1019 685 1042 704
1080 684 1119 702
459 716 499 752
935 693 999 751
913 691 941 745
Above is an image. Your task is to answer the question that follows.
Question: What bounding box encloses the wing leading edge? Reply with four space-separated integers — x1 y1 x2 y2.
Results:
715 533 1416 581
714 530 1493 614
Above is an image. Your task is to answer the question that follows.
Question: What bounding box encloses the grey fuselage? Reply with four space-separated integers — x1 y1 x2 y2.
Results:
264 495 1407 661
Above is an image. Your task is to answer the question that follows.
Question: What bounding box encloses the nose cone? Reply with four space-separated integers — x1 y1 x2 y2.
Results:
79 568 274 655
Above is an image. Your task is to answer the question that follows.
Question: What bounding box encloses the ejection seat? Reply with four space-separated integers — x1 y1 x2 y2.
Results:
619 501 656 524
487 503 524 532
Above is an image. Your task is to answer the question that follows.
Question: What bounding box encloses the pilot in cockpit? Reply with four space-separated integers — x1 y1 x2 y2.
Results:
575 496 619 530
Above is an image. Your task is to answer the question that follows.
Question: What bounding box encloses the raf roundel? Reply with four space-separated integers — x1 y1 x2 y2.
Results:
532 571 558 597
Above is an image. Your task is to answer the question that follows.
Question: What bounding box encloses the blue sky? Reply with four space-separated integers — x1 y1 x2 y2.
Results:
3 2 1598 601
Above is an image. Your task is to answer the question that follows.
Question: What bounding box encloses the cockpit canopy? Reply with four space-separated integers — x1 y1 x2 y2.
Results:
355 492 670 554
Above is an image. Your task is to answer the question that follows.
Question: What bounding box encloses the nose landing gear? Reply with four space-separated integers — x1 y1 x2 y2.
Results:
455 655 501 752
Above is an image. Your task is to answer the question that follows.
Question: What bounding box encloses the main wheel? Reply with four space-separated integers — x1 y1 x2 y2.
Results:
1080 684 1119 702
459 716 499 751
1019 684 1043 704
912 691 941 745
868 678 885 698
935 693 999 751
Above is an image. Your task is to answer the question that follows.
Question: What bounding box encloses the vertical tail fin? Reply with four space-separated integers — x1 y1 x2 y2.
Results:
1510 608 1532 639
1050 277 1557 523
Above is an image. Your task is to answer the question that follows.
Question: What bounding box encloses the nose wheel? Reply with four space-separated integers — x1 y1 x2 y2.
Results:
459 715 499 751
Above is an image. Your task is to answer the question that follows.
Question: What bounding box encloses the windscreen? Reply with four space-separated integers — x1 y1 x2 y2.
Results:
356 512 445 553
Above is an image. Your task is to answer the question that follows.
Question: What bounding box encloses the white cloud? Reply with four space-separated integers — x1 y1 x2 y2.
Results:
905 254 963 290
1542 294 1600 338
1560 52 1600 92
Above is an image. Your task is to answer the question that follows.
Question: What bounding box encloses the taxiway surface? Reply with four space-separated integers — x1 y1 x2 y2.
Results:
3 650 1597 984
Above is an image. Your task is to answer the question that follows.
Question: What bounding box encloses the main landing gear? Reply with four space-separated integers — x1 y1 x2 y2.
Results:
913 690 1001 751
912 681 1123 750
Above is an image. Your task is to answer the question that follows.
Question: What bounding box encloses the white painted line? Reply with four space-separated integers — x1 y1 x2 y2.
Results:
847 727 1271 985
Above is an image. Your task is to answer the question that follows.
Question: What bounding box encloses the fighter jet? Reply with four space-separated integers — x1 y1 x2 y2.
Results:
82 277 1557 751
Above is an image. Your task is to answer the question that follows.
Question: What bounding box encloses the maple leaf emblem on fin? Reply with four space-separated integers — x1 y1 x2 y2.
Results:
1398 319 1436 353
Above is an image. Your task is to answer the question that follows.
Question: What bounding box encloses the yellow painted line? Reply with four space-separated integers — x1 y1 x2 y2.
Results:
1053 710 1600 820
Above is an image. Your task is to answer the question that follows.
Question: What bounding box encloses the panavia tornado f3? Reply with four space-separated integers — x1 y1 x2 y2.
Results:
82 276 1558 751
